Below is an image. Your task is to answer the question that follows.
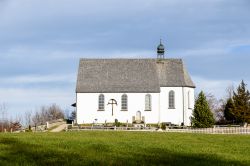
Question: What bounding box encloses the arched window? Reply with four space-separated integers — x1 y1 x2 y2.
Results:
145 94 151 111
121 94 128 110
188 91 191 109
169 90 175 109
98 94 105 110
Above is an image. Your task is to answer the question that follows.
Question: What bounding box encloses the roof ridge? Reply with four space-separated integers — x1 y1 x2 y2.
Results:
79 58 182 60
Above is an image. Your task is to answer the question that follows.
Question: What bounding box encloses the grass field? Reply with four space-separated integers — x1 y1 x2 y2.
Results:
0 131 250 166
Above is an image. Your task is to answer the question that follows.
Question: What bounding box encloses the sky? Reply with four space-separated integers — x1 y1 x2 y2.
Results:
0 0 250 118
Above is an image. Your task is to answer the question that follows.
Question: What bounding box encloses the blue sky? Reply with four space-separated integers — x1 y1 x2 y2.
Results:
0 0 250 118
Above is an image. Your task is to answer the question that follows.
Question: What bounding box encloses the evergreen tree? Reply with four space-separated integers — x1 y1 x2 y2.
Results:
224 98 235 123
191 91 215 128
232 80 250 123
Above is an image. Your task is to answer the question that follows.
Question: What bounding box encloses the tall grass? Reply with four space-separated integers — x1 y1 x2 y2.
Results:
0 131 250 165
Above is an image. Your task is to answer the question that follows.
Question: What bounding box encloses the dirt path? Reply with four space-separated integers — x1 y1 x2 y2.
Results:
50 123 67 132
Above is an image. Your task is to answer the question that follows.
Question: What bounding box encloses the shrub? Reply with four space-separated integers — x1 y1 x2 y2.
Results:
161 123 166 130
114 119 121 127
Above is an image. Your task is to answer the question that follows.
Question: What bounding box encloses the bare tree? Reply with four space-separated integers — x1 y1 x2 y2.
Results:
225 84 235 99
0 103 7 132
31 104 65 126
205 93 224 122
24 110 32 128
47 104 64 120
40 106 48 124
32 110 42 127
15 114 23 126
205 85 236 124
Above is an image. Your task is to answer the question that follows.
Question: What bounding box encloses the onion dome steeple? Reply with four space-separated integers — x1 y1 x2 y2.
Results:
157 39 165 59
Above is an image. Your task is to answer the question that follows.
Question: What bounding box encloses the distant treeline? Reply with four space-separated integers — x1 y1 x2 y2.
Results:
0 103 66 132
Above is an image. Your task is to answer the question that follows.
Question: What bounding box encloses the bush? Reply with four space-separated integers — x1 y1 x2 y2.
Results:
114 119 121 127
161 123 166 130
25 129 32 132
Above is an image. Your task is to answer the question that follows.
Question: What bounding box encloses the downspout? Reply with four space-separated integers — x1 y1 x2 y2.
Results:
158 92 161 125
182 87 185 126
76 92 77 124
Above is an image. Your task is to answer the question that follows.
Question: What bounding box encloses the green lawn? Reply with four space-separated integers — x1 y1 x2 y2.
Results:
0 131 250 166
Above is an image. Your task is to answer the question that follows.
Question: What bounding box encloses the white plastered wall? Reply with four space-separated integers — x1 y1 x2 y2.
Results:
76 93 160 124
183 87 195 126
159 87 194 126
159 87 183 125
76 87 195 125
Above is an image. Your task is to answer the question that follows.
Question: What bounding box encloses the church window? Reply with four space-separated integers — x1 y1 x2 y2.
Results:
145 94 151 111
188 91 191 109
121 94 128 110
98 94 105 110
169 90 175 109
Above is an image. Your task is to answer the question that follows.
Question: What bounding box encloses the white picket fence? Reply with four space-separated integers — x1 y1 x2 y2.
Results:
68 126 250 134
164 127 250 134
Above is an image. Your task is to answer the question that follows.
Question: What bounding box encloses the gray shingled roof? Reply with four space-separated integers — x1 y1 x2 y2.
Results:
156 59 195 87
76 58 195 93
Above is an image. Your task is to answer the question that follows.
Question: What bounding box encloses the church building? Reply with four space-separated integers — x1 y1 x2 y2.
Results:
75 41 195 126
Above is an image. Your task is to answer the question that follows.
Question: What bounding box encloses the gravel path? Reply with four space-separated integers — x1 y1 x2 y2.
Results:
50 123 67 132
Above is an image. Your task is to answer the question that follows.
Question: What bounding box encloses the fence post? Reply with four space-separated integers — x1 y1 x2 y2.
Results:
45 121 48 129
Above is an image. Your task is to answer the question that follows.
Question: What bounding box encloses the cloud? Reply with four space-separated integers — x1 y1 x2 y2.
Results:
1 0 249 52
0 74 75 84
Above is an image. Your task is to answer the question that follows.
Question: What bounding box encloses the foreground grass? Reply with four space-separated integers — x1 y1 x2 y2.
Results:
0 131 250 166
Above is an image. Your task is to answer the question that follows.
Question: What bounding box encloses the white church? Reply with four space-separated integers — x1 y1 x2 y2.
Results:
75 41 195 126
